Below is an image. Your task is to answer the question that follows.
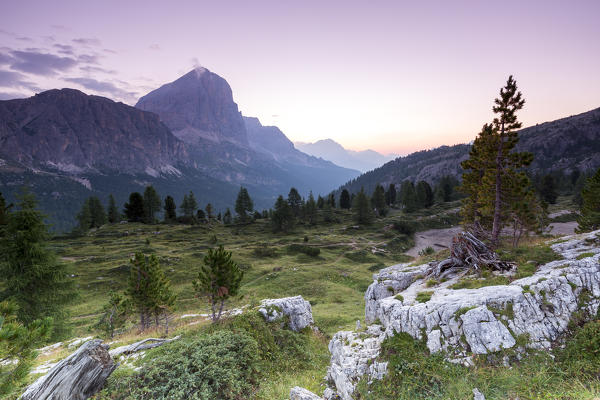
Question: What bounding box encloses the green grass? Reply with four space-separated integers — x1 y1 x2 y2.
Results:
415 291 433 303
576 252 595 260
356 322 600 400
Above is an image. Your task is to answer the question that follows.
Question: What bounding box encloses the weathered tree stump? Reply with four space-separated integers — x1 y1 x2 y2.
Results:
426 232 516 279
20 339 115 400
108 336 180 357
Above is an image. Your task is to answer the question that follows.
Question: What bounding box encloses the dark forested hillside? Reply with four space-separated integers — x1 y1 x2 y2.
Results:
340 107 600 195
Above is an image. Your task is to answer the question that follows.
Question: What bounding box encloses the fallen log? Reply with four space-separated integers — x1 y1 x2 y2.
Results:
426 231 516 279
20 339 115 400
109 336 180 357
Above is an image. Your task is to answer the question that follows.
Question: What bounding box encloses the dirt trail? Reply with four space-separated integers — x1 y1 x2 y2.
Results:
406 227 463 258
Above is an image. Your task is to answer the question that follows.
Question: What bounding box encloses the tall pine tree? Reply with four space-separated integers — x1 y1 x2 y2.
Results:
339 189 351 209
0 191 75 339
107 194 120 223
352 187 373 224
143 185 162 224
235 187 254 223
163 195 177 222
124 192 145 222
372 184 387 216
576 168 600 233
272 195 294 233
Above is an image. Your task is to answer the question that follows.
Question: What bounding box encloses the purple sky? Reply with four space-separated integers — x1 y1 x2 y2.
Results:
1 0 599 154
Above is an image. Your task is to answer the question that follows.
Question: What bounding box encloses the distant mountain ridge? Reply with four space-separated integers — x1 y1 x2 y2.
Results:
339 107 600 195
295 139 397 172
0 68 360 231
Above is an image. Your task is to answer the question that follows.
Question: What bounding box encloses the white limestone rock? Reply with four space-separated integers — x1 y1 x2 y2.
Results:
290 386 323 400
325 325 387 400
364 263 426 323
366 230 600 358
259 295 314 331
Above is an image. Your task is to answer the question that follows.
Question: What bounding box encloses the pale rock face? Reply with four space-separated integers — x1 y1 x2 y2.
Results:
364 263 426 323
290 386 323 400
320 230 600 399
366 230 600 358
325 325 387 400
259 295 314 332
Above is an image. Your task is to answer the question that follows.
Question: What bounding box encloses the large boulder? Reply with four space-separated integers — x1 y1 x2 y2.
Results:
259 295 314 331
20 339 116 400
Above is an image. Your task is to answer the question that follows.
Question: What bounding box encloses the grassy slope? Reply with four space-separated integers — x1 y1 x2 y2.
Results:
28 195 597 400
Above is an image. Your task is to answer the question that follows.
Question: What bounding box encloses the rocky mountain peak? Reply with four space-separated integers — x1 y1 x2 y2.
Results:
136 68 249 146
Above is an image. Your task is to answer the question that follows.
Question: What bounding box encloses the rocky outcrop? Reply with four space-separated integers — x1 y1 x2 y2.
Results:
367 230 600 359
325 325 387 400
259 295 314 332
108 336 180 357
319 230 600 399
20 339 115 400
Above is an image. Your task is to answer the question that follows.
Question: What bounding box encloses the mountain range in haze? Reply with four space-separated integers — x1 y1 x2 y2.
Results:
1 65 599 232
0 67 360 230
295 139 397 173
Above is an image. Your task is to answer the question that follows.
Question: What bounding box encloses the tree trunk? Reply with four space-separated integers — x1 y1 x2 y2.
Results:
109 336 181 357
216 298 225 321
20 340 115 400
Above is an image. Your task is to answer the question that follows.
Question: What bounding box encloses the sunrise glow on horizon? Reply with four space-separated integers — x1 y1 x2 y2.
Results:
1 0 599 155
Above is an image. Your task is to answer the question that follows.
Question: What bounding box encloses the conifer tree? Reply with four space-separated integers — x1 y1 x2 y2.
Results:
89 196 107 228
371 184 387 216
576 168 600 233
416 181 434 208
352 187 373 224
435 176 459 203
539 175 558 204
272 195 294 233
193 246 243 322
75 198 92 233
287 187 303 217
235 187 254 223
327 193 336 208
304 191 317 225
385 184 397 206
223 208 232 225
0 191 75 339
143 185 162 224
163 195 177 222
124 192 145 222
489 76 529 246
108 194 120 223
461 77 535 246
95 292 128 339
197 209 206 222
127 253 175 331
317 195 325 209
339 189 351 209
180 191 198 219
0 301 52 396
399 180 418 212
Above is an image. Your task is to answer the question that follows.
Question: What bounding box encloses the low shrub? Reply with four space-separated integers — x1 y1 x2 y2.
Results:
287 244 320 257
98 331 259 399
392 220 417 236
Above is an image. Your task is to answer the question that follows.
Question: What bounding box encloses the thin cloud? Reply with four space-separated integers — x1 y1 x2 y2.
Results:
78 53 101 64
72 37 101 46
0 53 13 65
54 43 75 55
79 65 116 74
64 76 138 102
149 44 160 51
0 69 37 90
10 50 77 75
16 37 32 42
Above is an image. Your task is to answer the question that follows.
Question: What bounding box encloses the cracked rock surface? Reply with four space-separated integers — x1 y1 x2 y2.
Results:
259 295 314 332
